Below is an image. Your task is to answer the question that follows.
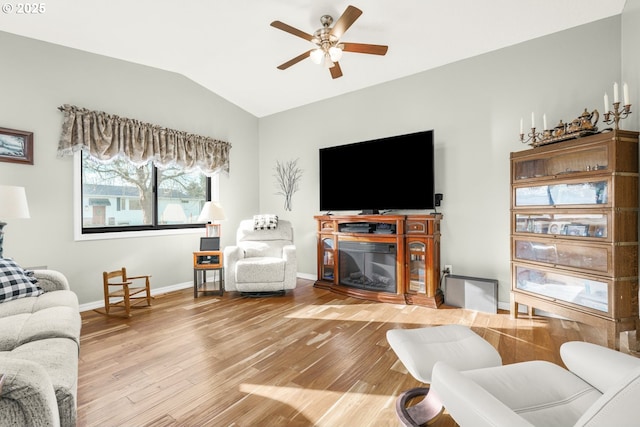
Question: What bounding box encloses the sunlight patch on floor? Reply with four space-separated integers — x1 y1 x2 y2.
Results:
306 330 332 346
183 298 220 309
285 302 409 322
239 382 394 426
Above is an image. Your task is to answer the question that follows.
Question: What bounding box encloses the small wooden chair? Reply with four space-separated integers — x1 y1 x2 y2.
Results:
103 267 152 317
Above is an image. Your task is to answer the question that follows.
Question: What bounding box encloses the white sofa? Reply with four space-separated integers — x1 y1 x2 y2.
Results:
224 219 297 295
431 341 640 427
0 268 81 427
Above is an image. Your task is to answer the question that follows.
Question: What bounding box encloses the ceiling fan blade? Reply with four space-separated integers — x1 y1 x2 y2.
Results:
270 20 314 41
330 62 343 79
277 50 313 70
330 5 362 39
341 42 388 56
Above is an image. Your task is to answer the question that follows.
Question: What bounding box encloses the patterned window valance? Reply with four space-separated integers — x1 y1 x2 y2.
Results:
57 104 231 175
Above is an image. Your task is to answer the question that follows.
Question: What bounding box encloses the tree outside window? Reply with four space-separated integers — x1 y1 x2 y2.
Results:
81 151 210 233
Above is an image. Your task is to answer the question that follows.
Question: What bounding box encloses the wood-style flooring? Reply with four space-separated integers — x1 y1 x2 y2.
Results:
78 279 608 426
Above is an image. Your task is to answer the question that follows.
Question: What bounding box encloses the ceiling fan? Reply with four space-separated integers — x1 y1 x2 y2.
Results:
270 5 388 79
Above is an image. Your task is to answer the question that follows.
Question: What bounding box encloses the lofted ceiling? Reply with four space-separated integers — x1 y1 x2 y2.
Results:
0 0 627 117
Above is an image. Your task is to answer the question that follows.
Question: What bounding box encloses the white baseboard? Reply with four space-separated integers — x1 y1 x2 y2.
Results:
79 273 318 312
79 281 192 312
83 275 560 319
297 272 317 281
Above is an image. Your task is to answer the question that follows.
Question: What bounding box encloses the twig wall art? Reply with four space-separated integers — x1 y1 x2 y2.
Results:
274 158 303 211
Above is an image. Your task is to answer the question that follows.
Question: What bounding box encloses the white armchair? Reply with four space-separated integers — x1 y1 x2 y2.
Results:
431 341 640 427
224 218 297 295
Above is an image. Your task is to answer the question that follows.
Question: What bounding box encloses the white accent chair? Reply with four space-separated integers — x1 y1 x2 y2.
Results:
224 219 297 295
431 341 640 427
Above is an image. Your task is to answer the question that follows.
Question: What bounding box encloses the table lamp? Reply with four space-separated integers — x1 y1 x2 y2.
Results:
0 185 30 258
198 201 225 237
161 203 187 224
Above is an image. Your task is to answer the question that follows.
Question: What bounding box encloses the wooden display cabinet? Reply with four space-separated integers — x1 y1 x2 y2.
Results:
510 130 639 348
314 214 443 307
404 216 442 308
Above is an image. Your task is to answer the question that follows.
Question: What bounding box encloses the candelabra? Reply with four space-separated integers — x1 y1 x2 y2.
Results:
603 102 632 131
520 127 552 146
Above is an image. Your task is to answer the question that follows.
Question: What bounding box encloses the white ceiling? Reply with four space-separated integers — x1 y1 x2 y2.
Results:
0 0 627 117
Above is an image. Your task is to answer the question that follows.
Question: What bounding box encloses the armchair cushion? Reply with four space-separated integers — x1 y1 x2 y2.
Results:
0 289 78 319
236 257 285 283
431 361 534 427
462 361 600 425
240 241 289 258
0 305 81 351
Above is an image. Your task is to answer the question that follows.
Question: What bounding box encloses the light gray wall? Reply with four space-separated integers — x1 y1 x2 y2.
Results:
0 31 260 304
623 0 640 132
258 16 623 303
0 12 634 307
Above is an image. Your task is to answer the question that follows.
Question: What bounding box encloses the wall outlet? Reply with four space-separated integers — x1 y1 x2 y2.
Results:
444 265 453 275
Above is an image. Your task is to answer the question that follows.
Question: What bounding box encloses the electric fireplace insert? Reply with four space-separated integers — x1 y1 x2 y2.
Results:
338 241 396 293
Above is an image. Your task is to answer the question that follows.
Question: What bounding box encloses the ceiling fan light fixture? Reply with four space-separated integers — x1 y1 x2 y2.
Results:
310 48 324 65
324 55 335 68
329 46 343 62
271 5 388 79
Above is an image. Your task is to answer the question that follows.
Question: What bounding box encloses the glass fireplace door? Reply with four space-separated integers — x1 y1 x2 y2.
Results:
338 241 396 293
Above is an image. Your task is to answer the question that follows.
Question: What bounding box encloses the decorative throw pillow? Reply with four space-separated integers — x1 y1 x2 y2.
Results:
0 258 43 303
254 214 279 230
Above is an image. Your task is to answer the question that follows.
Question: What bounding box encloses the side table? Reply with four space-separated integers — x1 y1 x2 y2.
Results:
193 250 224 297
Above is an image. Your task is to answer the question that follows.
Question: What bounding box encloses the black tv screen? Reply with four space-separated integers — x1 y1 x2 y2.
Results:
319 130 435 212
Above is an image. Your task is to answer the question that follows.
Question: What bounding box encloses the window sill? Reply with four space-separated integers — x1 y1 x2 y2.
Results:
75 227 203 242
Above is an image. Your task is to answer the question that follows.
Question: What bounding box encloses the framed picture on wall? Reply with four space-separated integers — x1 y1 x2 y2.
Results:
0 127 34 165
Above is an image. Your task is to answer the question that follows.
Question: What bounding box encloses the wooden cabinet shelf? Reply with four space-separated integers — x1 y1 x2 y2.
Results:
510 130 639 348
314 214 442 308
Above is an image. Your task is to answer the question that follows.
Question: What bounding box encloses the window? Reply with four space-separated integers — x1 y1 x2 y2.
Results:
78 151 216 236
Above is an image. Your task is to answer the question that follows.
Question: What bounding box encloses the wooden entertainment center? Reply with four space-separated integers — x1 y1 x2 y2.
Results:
314 214 443 308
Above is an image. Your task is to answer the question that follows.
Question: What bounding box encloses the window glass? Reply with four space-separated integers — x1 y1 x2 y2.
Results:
80 151 210 233
157 167 207 224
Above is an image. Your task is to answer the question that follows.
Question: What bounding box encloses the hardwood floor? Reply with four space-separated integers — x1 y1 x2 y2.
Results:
78 279 607 426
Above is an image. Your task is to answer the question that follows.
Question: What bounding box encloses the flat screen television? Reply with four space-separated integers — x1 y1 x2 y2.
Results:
319 130 435 213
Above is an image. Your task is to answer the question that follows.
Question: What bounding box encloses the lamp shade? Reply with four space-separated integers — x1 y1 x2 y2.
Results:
0 185 30 219
161 203 186 223
198 201 226 222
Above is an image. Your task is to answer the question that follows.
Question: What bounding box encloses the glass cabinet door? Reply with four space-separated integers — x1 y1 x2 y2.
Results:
514 179 609 207
513 144 609 181
407 241 426 293
514 265 609 313
513 212 608 239
322 238 335 281
513 238 610 274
